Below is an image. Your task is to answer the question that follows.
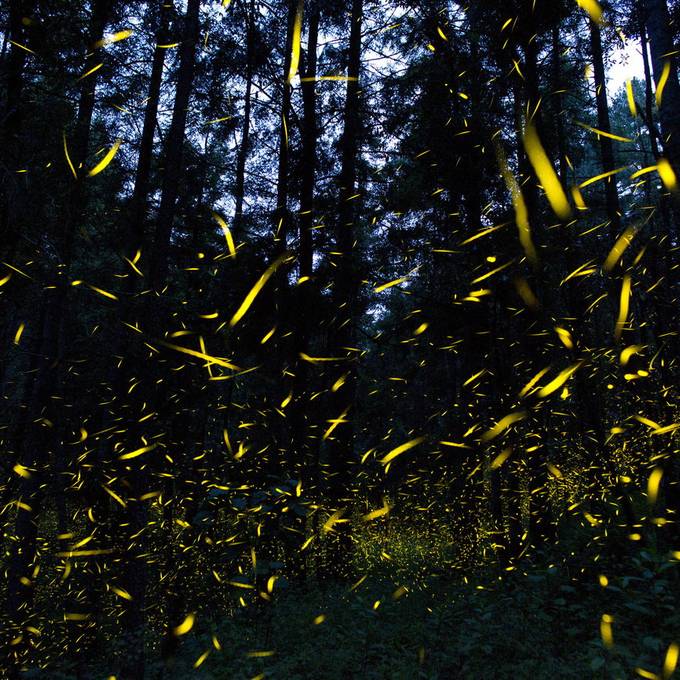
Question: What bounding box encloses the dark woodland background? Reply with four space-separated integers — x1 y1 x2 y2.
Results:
2 0 680 677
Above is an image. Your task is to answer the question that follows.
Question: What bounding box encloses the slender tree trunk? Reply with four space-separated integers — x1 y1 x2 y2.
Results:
150 0 201 289
60 0 112 267
336 0 363 312
514 27 558 549
285 2 321 578
233 0 256 235
269 1 300 480
325 0 363 579
552 25 568 186
139 2 204 670
292 4 320 409
519 32 541 221
589 18 622 234
107 13 177 673
127 0 173 259
643 0 680 174
270 0 298 375
273 0 297 256
299 5 319 284
641 0 680 543
464 10 483 233
637 7 662 160
635 4 676 274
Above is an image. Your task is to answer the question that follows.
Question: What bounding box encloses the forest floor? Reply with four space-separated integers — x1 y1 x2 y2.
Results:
157 531 680 680
161 573 677 679
22 521 680 678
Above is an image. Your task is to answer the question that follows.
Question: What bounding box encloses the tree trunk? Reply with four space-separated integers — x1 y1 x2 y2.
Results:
488 462 507 566
150 0 201 289
127 0 173 259
61 0 113 266
552 25 568 186
636 5 676 247
285 2 321 579
232 0 256 236
324 0 363 579
291 3 320 419
642 0 680 543
299 5 319 284
643 0 680 174
589 18 622 234
273 0 297 256
270 0 298 369
519 32 541 221
637 6 662 160
463 9 483 233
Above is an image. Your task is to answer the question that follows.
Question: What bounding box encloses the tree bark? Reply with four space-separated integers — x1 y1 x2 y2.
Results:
299 5 319 283
463 7 483 233
589 18 622 234
324 0 363 579
519 30 541 221
552 25 568 186
641 0 680 544
232 0 256 236
284 2 321 578
637 6 662 160
270 2 299 477
61 0 113 266
273 0 297 257
150 0 201 289
643 0 680 174
127 0 173 259
292 5 320 415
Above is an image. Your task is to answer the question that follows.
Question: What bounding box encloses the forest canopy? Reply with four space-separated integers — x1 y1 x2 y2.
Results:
2 0 680 677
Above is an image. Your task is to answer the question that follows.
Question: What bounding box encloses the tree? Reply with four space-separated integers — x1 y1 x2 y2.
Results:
232 0 257 236
589 12 622 234
5 1 114 668
149 0 201 289
643 0 680 176
323 0 363 577
126 0 173 260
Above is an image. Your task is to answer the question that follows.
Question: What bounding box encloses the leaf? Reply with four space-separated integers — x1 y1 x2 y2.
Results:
590 656 605 671
623 602 655 616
